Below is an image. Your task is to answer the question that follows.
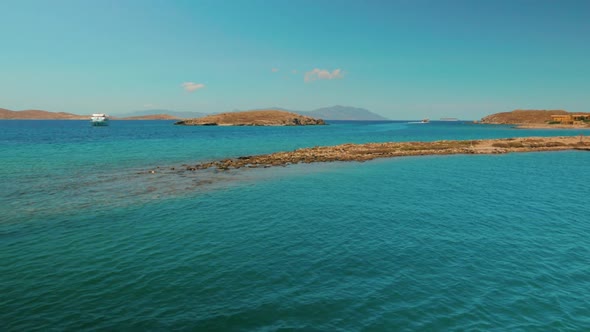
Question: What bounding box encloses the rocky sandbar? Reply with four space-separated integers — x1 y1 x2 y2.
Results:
156 136 589 173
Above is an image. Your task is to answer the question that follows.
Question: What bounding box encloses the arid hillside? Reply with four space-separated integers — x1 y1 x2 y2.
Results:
175 110 326 126
0 108 88 119
480 110 570 124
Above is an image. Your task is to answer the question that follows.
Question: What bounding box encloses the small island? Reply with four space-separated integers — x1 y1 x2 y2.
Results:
479 110 590 129
174 110 326 126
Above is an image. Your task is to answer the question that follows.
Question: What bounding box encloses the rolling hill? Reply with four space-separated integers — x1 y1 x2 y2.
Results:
0 108 88 119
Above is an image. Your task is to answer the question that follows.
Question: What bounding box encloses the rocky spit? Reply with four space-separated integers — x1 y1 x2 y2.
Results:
145 136 589 174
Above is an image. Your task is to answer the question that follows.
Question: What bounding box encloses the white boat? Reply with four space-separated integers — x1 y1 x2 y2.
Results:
408 118 430 124
91 113 109 126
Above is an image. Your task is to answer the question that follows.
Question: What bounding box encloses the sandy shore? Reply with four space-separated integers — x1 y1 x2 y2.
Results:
156 136 589 172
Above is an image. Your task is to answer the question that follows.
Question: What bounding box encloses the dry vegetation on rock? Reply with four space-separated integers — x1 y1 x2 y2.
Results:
175 110 325 126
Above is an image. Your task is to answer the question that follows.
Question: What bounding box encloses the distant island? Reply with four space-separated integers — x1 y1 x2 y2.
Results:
0 108 88 120
479 110 590 128
0 108 182 120
175 110 326 126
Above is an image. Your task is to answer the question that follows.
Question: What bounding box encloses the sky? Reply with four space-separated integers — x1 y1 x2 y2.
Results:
1 0 589 119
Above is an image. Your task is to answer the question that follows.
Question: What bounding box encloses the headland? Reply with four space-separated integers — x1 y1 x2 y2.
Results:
0 108 88 120
174 110 326 126
479 110 590 129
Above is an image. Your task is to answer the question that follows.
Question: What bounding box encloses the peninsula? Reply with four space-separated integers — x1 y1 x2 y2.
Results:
480 110 590 129
174 110 326 126
160 136 588 172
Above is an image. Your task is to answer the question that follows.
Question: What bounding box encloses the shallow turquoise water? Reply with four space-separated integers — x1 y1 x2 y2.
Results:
1 120 589 330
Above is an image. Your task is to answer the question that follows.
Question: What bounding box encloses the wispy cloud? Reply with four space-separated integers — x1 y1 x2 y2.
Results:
181 82 205 92
271 68 280 73
304 68 344 83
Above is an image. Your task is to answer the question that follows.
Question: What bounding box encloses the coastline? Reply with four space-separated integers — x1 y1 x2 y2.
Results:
156 136 590 172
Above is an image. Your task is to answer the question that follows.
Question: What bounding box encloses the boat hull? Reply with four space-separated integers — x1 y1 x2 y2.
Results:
91 120 109 126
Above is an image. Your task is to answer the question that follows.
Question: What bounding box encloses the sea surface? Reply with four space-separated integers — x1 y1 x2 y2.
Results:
1 120 589 331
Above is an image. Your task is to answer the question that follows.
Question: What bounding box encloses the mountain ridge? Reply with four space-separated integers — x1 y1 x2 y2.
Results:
298 105 388 120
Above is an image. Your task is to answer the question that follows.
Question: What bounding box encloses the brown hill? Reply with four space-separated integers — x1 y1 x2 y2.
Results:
480 110 571 124
0 108 88 119
0 108 184 120
175 110 326 126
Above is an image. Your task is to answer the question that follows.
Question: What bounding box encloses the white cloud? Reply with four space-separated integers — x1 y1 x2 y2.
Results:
304 68 344 83
181 82 205 92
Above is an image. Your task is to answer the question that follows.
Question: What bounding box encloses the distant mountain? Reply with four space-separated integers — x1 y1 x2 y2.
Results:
118 114 182 120
0 108 87 119
117 109 208 119
295 105 388 120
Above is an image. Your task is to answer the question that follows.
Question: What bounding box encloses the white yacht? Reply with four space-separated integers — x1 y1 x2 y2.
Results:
91 113 109 126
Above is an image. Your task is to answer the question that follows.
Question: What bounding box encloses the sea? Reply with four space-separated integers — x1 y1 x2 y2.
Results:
1 120 589 331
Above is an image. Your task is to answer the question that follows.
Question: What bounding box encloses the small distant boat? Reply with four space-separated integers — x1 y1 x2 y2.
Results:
91 113 109 126
408 118 430 124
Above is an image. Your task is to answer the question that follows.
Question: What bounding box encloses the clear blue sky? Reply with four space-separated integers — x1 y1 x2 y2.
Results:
1 0 589 119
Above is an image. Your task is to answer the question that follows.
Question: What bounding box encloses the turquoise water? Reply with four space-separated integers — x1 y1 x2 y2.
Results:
2 120 590 330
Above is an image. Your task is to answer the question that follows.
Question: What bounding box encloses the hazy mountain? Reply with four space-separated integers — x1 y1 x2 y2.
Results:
116 109 208 119
295 105 388 120
118 114 183 120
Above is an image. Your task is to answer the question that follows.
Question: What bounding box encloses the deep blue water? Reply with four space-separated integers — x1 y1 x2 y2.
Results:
1 120 589 330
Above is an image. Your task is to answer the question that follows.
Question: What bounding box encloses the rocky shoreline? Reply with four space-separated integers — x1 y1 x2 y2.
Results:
145 136 589 173
514 124 590 129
